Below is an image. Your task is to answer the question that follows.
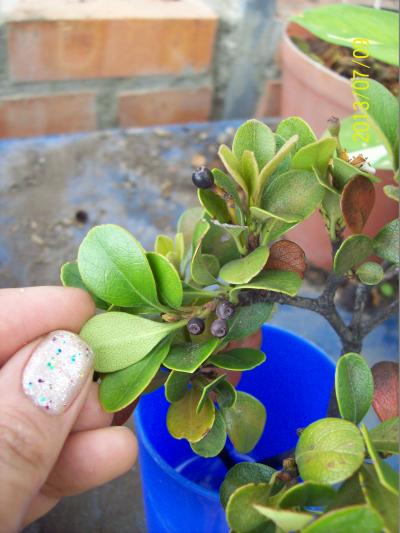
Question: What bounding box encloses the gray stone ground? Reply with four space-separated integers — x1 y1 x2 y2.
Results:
0 121 397 532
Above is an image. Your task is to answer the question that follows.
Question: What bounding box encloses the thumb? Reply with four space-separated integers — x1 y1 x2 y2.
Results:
0 330 93 532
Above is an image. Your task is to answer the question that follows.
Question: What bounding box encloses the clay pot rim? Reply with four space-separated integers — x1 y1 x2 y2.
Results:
282 21 352 87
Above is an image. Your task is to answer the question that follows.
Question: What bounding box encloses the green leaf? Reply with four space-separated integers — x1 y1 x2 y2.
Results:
175 232 185 262
209 348 266 371
384 184 399 202
146 252 183 309
222 391 266 453
293 4 398 66
60 261 109 310
327 473 365 511
164 370 191 403
232 119 276 171
359 464 399 533
333 235 373 275
259 217 298 246
373 219 399 264
335 352 373 424
360 425 399 495
257 135 299 196
278 481 336 509
202 222 241 266
226 483 272 532
276 116 317 150
190 410 227 457
320 190 343 241
224 302 273 342
202 254 220 278
167 388 215 443
355 79 399 169
302 504 383 533
196 374 227 413
215 380 237 409
292 138 338 194
190 221 218 286
331 157 380 191
356 262 384 286
369 417 399 455
220 462 276 508
261 169 324 223
230 270 302 300
80 312 185 372
154 234 174 256
163 337 221 373
219 246 269 285
78 224 162 310
241 149 259 196
295 418 365 485
99 335 172 412
218 144 248 194
198 188 231 224
253 505 312 532
212 168 245 225
177 207 203 252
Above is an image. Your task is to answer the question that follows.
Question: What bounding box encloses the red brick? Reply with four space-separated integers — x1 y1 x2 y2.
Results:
8 15 217 82
117 87 212 127
0 93 97 138
255 79 282 118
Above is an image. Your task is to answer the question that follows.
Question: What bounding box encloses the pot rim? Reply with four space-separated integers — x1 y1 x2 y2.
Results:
134 324 334 501
282 21 351 87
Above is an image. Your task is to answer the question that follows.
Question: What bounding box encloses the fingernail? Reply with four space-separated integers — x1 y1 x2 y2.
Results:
22 330 93 415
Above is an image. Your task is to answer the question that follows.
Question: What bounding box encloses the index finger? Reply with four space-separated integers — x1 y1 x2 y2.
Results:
0 286 96 365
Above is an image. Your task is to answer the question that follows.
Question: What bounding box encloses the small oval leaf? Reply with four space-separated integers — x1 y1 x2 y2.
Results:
369 416 399 455
222 391 266 454
333 234 373 275
335 352 374 424
356 261 384 285
264 239 306 279
209 348 266 371
278 481 336 509
373 219 399 264
302 505 383 533
295 418 365 484
166 388 215 443
165 370 191 403
190 410 227 458
226 483 271 532
219 246 269 285
341 176 375 234
253 505 312 533
146 252 183 309
163 337 221 373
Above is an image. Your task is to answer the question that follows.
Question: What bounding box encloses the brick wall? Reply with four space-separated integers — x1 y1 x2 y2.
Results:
0 0 217 138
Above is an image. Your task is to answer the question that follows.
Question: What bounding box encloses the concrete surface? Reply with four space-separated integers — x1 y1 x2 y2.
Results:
0 120 396 532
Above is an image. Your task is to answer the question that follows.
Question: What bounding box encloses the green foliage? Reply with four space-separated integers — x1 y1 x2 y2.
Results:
295 418 365 484
221 391 266 454
64 111 398 530
333 235 373 275
209 348 266 371
335 353 373 423
80 312 185 372
356 262 384 286
293 4 398 65
167 388 215 443
99 336 172 412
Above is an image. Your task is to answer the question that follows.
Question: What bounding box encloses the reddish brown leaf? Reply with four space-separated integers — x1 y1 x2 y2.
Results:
112 400 138 426
264 239 306 279
341 175 375 234
371 361 399 421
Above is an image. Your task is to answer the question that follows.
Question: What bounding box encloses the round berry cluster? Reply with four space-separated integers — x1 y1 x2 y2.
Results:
187 300 235 339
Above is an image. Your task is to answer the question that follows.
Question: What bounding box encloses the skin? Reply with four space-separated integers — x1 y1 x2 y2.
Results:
0 287 138 532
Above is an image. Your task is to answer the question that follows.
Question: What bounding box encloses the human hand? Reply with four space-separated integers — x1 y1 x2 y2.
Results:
0 287 138 532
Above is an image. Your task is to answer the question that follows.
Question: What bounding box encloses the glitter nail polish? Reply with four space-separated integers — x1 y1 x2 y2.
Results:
22 330 93 415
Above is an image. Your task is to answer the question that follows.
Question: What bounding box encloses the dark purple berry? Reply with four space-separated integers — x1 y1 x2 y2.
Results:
211 318 228 338
187 317 205 335
192 166 214 189
216 300 235 320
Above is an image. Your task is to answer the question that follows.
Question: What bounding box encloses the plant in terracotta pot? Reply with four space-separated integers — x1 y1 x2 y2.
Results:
61 115 398 532
281 4 399 267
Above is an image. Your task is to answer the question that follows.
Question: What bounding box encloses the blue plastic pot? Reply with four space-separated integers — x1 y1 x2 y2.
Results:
134 324 335 533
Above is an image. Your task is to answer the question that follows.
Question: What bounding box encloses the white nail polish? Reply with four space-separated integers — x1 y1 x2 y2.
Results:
22 330 93 415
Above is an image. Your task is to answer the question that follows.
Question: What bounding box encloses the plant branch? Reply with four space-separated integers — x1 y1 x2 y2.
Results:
361 298 399 337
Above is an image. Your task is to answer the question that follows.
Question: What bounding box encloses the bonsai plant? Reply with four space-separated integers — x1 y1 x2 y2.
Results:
60 90 398 530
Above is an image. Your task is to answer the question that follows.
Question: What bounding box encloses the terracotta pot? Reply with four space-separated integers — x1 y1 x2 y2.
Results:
281 23 397 268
